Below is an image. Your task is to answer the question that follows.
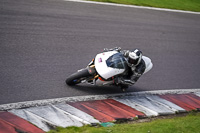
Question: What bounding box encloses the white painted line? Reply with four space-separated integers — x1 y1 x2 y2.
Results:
195 92 200 97
52 105 91 125
55 104 100 124
25 105 83 127
123 95 176 115
0 88 200 111
146 95 185 113
63 0 200 15
9 109 55 132
114 98 158 116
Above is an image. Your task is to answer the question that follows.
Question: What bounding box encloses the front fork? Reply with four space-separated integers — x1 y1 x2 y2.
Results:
85 59 99 84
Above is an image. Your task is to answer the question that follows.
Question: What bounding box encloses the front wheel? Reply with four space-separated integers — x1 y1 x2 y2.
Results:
66 68 90 86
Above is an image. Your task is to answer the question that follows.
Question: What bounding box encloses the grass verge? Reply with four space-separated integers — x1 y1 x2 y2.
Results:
48 112 200 133
89 0 200 12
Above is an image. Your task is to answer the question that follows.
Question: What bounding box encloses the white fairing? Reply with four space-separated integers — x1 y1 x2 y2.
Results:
94 51 125 80
142 56 153 74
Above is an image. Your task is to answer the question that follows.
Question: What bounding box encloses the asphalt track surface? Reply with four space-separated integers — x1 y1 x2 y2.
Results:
0 0 200 105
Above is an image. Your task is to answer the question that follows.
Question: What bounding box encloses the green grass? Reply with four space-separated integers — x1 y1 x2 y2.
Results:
89 0 200 12
48 112 200 133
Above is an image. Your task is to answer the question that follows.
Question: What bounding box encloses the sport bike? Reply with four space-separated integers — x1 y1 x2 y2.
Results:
66 50 153 89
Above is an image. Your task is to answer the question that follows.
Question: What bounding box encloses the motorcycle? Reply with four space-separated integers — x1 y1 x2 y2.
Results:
66 49 153 90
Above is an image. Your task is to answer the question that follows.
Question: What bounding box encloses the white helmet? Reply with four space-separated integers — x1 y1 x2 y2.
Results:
127 49 142 67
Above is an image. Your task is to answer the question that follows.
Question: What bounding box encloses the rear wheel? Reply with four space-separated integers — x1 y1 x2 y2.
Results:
66 68 90 85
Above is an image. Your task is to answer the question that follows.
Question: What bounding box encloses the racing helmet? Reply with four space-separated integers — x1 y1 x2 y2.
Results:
127 49 142 67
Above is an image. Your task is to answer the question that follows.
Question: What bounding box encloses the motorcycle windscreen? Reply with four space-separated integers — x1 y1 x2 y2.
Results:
95 52 126 79
142 56 153 74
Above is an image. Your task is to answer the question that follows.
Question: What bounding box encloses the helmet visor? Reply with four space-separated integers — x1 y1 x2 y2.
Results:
128 57 139 66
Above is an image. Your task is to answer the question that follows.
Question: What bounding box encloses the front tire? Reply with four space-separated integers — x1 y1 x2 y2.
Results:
66 68 90 85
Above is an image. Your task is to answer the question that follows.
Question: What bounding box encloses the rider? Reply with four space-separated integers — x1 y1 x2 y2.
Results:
104 47 146 91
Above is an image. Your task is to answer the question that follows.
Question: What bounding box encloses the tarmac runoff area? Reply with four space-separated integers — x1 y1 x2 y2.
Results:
0 89 200 132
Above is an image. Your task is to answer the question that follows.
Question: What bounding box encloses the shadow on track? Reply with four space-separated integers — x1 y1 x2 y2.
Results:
66 83 145 94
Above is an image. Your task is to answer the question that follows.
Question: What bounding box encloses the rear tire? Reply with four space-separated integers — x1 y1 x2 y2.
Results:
66 68 90 85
